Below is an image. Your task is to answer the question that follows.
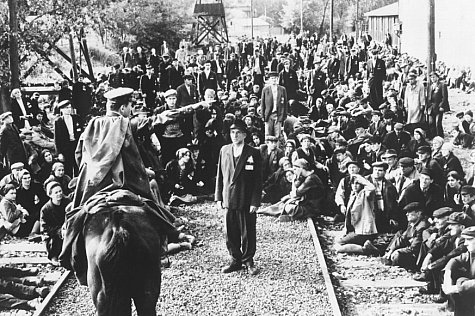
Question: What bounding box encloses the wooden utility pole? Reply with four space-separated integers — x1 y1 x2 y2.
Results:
427 0 436 75
355 0 359 41
8 0 20 89
300 0 303 34
69 32 78 83
329 0 334 42
250 0 254 39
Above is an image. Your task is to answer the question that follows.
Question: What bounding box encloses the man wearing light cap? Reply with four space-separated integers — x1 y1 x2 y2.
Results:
0 162 24 190
216 119 262 275
443 226 475 315
404 71 425 132
394 157 418 200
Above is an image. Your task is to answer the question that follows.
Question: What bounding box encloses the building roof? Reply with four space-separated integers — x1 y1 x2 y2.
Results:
364 2 398 17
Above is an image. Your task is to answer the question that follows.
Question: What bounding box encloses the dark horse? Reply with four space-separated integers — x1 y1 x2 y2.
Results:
84 204 162 316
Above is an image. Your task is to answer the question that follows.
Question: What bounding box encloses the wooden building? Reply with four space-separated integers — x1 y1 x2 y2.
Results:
364 2 399 49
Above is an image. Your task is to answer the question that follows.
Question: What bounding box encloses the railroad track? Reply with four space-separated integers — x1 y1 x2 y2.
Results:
308 218 453 316
0 239 70 316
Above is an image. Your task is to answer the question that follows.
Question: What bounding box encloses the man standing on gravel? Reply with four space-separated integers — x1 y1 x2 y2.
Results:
215 119 262 275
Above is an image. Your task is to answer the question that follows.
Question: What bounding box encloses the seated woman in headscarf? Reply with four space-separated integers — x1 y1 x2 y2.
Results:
165 148 203 205
44 162 72 197
335 174 380 255
262 157 293 204
258 158 324 222
0 184 29 239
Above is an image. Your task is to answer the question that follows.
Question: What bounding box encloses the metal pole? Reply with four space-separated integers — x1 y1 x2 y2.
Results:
8 0 20 89
300 0 303 34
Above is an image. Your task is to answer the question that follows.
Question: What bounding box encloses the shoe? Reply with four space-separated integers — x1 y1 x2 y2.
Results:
277 215 291 222
26 298 41 310
381 257 392 266
35 286 50 298
362 240 380 256
245 261 259 276
161 257 171 268
413 272 429 282
433 295 447 303
221 261 242 273
419 286 438 295
332 213 345 223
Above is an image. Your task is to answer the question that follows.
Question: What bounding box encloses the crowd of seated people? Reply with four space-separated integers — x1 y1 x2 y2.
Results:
2 31 475 314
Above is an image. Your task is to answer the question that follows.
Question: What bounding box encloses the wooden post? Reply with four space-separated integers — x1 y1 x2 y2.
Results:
300 0 303 34
69 32 78 83
355 0 359 41
250 0 253 39
329 0 334 42
427 0 436 76
8 0 20 89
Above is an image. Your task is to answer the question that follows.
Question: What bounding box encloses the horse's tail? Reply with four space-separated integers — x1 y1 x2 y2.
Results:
100 211 130 281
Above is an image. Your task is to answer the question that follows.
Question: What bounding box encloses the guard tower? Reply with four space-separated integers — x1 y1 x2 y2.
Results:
192 0 229 46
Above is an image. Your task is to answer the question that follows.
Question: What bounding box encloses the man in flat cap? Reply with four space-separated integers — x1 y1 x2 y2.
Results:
54 99 84 177
418 211 472 303
443 226 475 315
383 122 411 156
415 145 445 188
394 157 419 200
461 185 475 221
260 71 288 140
404 72 425 133
216 119 262 275
427 71 449 138
198 60 218 99
139 64 158 110
0 112 27 169
366 161 400 233
399 167 444 218
382 202 430 269
260 135 284 182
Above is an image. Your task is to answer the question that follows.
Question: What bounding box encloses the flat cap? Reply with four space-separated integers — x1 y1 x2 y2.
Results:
447 212 472 226
407 72 417 79
164 89 177 98
420 167 433 178
394 122 404 130
328 126 340 133
346 160 361 169
381 149 397 158
10 162 24 170
433 207 453 218
57 99 71 109
229 119 248 133
372 161 389 170
104 87 134 100
183 74 194 80
162 52 170 57
403 202 423 213
0 111 12 121
398 157 414 167
417 145 432 154
268 71 279 77
461 226 475 239
461 185 475 196
293 158 310 170
265 135 278 142
371 110 382 116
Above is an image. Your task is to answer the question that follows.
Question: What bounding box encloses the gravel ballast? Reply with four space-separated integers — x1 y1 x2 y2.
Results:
45 202 332 315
